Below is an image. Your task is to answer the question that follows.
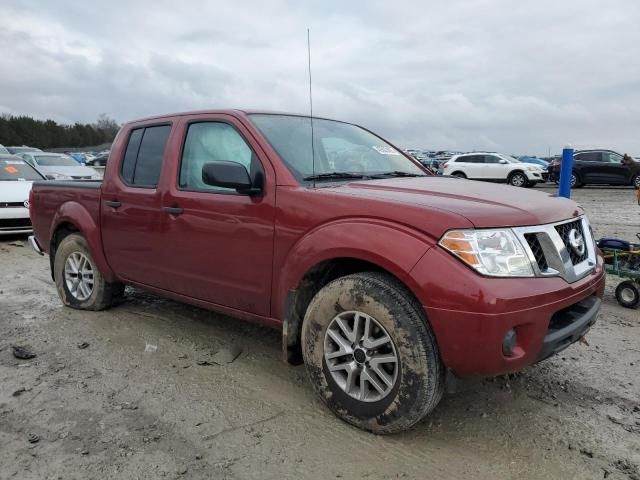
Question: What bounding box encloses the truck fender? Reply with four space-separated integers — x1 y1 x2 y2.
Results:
49 201 116 282
275 219 433 321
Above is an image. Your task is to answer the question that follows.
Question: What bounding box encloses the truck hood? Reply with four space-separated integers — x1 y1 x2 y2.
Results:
0 180 33 203
37 165 98 178
332 176 583 228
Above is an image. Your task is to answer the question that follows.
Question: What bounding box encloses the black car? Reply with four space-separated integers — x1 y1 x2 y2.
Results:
548 149 640 188
89 153 109 166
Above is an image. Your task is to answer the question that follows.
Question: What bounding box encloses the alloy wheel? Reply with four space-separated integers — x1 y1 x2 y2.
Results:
64 252 94 301
324 311 399 402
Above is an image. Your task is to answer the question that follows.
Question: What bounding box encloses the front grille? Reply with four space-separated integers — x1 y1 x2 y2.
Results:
555 220 589 265
525 233 548 271
0 218 31 230
0 202 25 208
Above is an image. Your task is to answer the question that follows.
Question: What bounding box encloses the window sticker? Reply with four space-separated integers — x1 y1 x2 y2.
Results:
4 166 18 174
372 145 400 155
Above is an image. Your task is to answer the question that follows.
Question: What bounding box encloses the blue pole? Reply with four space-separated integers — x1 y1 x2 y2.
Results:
558 144 574 198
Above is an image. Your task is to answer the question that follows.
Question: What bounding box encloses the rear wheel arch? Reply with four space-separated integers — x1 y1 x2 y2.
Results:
49 222 80 280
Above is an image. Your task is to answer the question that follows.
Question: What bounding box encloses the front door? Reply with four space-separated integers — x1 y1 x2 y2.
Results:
158 116 276 316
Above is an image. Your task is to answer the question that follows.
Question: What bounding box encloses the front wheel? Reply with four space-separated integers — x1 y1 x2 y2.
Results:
54 233 124 310
301 272 444 434
508 171 527 187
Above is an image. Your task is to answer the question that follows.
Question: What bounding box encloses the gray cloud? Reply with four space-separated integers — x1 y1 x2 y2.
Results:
1 0 639 155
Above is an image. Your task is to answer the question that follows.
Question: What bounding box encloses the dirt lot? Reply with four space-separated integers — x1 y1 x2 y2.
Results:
1 186 638 480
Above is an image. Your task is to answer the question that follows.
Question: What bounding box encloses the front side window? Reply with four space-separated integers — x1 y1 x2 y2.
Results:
179 122 254 192
603 152 623 163
120 125 170 187
250 114 424 182
575 152 601 162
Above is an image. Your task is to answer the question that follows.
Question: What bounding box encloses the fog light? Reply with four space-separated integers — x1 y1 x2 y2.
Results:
502 329 517 356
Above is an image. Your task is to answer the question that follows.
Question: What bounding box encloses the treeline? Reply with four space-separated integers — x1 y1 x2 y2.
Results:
0 113 119 149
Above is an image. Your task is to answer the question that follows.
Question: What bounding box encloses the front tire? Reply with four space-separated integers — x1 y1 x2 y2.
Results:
54 233 124 310
301 272 444 434
508 171 527 187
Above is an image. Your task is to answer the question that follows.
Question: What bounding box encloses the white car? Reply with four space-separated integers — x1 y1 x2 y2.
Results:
0 144 9 154
442 152 546 187
0 155 45 235
17 152 101 181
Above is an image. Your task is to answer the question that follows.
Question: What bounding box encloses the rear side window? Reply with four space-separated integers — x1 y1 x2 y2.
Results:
120 125 171 186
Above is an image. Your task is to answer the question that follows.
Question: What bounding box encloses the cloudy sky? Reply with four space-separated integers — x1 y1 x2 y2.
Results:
1 0 639 155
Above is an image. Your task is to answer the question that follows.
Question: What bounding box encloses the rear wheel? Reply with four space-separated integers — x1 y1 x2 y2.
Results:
301 272 444 434
54 233 124 310
615 281 640 309
570 172 583 188
508 171 527 187
632 174 640 189
451 171 466 179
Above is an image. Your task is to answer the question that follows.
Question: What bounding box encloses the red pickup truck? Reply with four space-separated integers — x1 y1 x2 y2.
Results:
29 110 605 433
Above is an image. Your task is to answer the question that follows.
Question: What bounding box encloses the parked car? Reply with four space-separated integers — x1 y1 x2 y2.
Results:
548 149 640 188
88 152 109 166
29 110 604 434
442 152 546 187
0 154 46 235
16 152 101 180
6 146 42 155
519 156 550 169
0 144 10 154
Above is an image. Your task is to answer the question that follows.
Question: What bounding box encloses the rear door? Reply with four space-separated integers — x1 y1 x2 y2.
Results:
574 152 601 183
156 114 276 316
101 123 173 286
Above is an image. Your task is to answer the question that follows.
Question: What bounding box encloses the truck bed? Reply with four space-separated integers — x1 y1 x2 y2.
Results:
30 180 102 255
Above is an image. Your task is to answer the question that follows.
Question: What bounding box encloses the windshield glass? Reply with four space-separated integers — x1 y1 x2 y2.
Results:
35 155 78 166
0 158 43 181
250 114 425 181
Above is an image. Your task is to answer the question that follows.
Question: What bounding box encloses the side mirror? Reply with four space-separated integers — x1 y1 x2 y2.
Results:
202 161 261 195
499 159 507 164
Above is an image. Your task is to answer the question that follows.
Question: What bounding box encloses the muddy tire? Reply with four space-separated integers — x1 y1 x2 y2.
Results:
54 233 124 310
615 280 640 309
301 272 444 434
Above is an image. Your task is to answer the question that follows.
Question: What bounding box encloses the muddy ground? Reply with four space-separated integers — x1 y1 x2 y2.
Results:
0 186 638 479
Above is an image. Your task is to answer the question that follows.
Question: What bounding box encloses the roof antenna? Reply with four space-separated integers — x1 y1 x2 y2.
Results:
307 28 316 188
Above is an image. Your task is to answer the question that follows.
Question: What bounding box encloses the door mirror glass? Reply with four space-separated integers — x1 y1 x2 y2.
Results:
202 161 256 193
499 159 507 164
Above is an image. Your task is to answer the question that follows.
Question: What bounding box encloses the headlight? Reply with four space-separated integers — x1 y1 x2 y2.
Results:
525 165 537 171
46 173 72 180
439 229 534 277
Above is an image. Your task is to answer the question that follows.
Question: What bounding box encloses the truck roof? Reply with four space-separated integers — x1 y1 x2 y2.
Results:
123 109 344 126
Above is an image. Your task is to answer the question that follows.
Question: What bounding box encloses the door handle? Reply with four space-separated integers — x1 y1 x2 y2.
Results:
162 206 184 215
105 200 121 208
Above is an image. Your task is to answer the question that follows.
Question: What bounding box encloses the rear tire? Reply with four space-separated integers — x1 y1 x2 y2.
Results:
451 171 466 179
615 281 640 309
54 233 124 310
632 174 640 189
301 272 444 434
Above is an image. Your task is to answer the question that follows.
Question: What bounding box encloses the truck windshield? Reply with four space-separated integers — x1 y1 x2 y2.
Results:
0 158 43 181
250 114 426 182
35 155 78 166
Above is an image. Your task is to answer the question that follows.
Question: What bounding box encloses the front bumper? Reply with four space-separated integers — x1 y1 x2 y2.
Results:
410 246 605 378
0 208 32 235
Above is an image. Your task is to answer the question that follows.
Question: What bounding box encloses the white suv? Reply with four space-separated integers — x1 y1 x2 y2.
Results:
442 152 546 187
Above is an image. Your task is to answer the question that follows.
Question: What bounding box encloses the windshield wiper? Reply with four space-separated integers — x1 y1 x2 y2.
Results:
370 171 427 178
303 172 369 181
